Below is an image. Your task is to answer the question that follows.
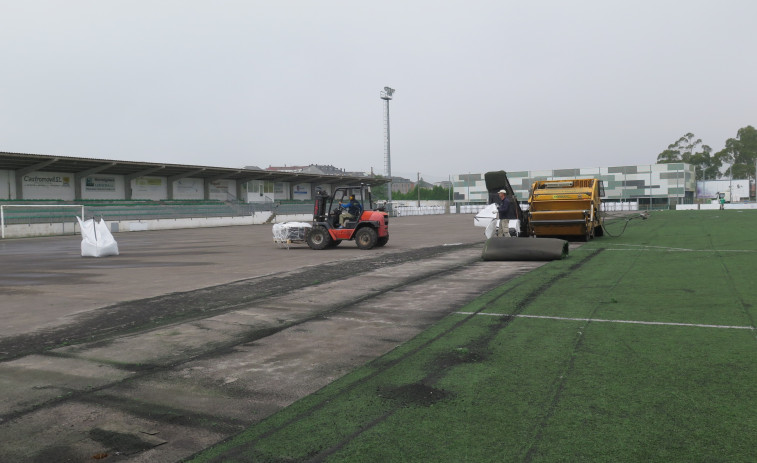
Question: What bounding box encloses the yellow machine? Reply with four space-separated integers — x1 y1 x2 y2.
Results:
478 171 569 261
528 178 604 241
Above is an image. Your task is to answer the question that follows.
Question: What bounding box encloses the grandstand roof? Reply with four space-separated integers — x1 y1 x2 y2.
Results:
0 151 387 187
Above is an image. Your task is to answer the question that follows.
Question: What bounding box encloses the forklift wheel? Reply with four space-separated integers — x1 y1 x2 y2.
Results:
355 227 378 250
306 226 331 250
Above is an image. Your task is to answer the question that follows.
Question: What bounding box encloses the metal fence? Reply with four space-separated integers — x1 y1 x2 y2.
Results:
0 201 262 225
0 198 701 228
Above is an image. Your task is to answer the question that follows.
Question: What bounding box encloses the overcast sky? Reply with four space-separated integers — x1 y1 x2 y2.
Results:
2 1 756 182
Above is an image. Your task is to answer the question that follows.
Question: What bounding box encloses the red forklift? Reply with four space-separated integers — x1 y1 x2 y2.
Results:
306 185 389 250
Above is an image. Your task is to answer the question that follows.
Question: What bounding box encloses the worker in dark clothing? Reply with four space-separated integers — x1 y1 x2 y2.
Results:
339 194 362 227
496 189 517 236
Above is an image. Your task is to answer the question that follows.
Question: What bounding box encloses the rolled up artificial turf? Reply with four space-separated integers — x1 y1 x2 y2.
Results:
481 236 569 261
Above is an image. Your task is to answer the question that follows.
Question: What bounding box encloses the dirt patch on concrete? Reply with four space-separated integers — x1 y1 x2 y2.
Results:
0 244 472 361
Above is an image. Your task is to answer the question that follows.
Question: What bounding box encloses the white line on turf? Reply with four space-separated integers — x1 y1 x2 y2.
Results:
592 244 757 253
454 312 755 330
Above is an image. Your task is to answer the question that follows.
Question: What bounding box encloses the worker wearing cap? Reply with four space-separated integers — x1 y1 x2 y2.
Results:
496 189 516 236
338 194 362 227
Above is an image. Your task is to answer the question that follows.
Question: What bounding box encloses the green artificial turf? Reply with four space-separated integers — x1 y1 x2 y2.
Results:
188 210 757 463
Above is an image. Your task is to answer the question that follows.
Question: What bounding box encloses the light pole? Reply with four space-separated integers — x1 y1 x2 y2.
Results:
417 172 421 207
380 87 395 203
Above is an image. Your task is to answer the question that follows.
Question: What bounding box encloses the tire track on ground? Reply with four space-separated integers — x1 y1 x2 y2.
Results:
0 246 481 425
0 244 476 362
707 234 757 339
1 244 500 462
521 247 638 462
208 249 602 463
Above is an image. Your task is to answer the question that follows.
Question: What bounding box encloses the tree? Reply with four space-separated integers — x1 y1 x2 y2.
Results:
391 182 451 201
367 176 450 202
370 177 389 200
716 125 757 180
656 132 721 180
688 145 722 180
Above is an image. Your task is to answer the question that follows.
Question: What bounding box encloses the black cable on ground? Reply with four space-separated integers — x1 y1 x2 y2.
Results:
600 211 649 238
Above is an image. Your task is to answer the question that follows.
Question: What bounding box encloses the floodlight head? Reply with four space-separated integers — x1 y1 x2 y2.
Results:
380 86 395 100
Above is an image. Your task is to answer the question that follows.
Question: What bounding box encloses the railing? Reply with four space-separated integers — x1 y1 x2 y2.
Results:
1 204 85 239
0 200 257 224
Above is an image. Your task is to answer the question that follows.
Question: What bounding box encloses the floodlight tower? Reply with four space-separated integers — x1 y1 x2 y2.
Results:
380 87 395 202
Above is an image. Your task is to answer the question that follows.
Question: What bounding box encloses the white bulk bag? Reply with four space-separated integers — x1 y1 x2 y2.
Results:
77 217 119 257
473 203 498 227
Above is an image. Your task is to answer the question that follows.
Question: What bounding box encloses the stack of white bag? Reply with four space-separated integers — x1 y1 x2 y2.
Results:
76 216 119 257
473 203 498 238
473 203 521 239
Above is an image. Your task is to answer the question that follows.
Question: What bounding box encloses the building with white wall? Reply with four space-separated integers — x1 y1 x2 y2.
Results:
453 163 697 206
8 152 740 208
0 152 385 203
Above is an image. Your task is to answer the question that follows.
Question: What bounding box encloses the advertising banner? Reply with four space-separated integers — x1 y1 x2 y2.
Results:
84 176 116 192
292 183 311 200
23 173 71 189
82 175 124 199
22 171 75 200
174 178 203 199
209 179 235 201
132 177 166 200
697 180 750 201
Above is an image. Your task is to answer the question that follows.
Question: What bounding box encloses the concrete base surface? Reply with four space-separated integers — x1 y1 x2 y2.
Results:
0 215 579 462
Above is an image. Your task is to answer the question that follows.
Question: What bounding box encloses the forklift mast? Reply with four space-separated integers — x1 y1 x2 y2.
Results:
313 189 330 222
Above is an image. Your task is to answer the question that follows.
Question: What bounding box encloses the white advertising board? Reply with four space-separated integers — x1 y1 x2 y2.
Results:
292 183 311 200
697 180 750 201
22 171 75 200
131 176 167 200
82 175 124 199
173 178 204 200
209 179 236 201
